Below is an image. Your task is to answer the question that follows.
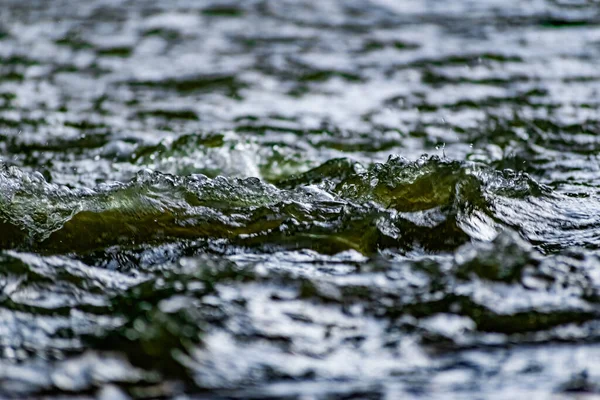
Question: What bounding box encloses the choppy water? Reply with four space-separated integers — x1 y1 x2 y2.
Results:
1 0 600 398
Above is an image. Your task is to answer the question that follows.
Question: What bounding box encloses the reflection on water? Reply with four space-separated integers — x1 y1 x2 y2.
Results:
1 0 600 398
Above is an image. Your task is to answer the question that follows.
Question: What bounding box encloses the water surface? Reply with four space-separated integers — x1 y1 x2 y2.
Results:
1 0 600 398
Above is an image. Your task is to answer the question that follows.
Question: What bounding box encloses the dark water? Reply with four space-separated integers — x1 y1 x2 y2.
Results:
1 0 600 398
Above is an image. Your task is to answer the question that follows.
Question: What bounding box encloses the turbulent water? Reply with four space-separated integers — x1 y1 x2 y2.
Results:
1 0 600 398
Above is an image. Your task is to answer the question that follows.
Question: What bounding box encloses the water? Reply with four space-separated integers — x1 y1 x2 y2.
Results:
1 0 600 398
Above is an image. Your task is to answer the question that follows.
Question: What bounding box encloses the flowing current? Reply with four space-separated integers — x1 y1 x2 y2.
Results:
1 1 600 398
